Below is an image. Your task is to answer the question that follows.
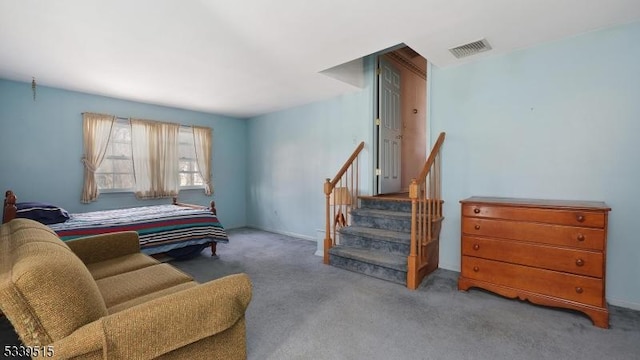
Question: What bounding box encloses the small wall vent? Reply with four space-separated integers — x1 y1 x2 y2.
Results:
449 38 492 59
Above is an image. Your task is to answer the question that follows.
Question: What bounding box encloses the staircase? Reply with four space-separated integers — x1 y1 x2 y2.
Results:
328 196 413 284
323 132 445 289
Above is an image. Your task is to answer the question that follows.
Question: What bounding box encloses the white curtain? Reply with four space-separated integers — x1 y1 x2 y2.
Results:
131 119 180 199
192 126 213 195
81 113 115 203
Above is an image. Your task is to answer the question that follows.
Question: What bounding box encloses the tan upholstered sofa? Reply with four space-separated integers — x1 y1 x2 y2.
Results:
0 219 252 359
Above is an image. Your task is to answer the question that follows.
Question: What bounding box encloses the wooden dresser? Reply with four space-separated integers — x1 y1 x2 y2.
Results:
458 197 611 328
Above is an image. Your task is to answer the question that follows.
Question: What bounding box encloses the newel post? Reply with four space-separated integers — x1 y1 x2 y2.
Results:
323 178 333 264
407 179 419 289
3 191 17 224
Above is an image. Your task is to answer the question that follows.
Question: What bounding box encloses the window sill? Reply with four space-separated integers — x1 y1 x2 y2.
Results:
98 187 204 194
179 186 205 191
99 188 134 194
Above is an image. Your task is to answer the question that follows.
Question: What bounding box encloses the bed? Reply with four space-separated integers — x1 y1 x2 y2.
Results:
2 190 228 258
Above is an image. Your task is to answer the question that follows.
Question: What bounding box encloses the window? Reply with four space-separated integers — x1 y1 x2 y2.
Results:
95 119 134 191
95 120 206 192
178 126 204 188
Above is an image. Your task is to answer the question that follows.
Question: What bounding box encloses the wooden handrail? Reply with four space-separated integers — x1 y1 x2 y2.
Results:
324 141 365 264
416 132 446 182
407 132 446 289
329 142 365 188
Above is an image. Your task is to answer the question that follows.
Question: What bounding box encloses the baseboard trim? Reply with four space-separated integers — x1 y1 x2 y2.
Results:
607 297 640 311
246 225 316 243
438 262 461 273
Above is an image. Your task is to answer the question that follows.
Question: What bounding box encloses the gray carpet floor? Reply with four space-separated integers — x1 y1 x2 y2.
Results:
174 228 640 360
2 228 639 359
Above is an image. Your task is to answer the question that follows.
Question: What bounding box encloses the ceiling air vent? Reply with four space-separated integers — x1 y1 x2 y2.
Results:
449 38 492 59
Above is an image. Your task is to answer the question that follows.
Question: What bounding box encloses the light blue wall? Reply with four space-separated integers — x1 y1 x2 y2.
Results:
3 20 639 309
0 80 247 228
246 58 376 240
430 21 640 308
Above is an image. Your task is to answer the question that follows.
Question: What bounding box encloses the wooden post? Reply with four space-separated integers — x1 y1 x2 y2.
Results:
323 178 333 264
407 179 419 289
171 196 219 256
3 190 17 224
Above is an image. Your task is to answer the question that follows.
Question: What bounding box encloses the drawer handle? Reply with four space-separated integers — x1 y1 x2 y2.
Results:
575 287 584 294
576 215 585 223
474 208 480 214
577 233 585 242
473 244 480 251
575 258 585 267
473 266 479 272
474 225 480 230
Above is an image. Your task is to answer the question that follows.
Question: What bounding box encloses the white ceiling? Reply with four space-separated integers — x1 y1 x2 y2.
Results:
1 0 639 118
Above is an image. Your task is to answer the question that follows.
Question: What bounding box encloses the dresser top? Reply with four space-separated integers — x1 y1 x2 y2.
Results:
460 196 610 211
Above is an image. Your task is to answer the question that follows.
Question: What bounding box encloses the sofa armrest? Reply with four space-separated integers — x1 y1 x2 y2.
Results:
48 321 104 359
66 231 140 264
48 273 251 359
102 273 252 359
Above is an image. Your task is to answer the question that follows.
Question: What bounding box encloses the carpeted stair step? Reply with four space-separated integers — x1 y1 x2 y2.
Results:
338 226 410 256
359 197 412 212
329 246 407 285
350 208 412 233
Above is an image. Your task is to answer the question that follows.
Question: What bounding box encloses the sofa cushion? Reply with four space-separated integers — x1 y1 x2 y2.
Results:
108 281 198 314
86 253 159 280
0 219 108 346
96 263 193 308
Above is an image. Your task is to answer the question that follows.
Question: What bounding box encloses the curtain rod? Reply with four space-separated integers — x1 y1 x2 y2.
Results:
82 112 205 129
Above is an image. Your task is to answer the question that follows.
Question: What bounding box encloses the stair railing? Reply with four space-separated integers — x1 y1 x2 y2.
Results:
407 132 446 289
323 142 365 264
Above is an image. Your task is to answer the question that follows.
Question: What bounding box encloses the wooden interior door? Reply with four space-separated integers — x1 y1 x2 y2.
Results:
401 70 426 190
377 57 402 194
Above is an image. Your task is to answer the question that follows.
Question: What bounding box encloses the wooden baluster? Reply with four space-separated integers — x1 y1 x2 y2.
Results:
428 170 432 254
332 194 335 247
437 154 441 218
420 181 423 261
323 179 332 264
338 177 343 242
349 165 353 223
420 179 423 260
355 157 359 209
408 179 419 289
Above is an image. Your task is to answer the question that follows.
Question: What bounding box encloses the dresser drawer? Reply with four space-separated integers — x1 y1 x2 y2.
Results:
462 236 603 277
461 256 604 307
462 218 605 251
462 204 605 228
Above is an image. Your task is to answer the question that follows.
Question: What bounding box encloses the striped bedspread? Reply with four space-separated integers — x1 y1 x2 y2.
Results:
48 204 228 252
